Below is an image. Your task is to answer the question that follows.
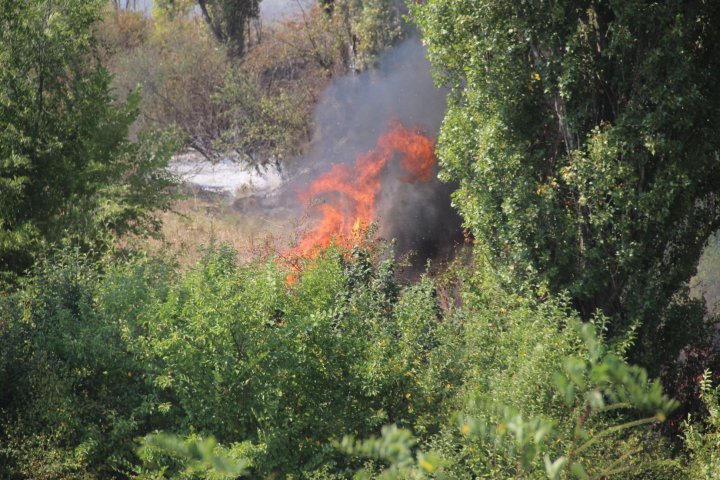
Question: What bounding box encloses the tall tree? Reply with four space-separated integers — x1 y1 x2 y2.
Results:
412 0 720 363
0 0 179 283
157 0 262 57
320 0 406 71
197 0 261 58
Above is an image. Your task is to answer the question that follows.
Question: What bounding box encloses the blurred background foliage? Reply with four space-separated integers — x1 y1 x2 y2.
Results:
99 0 406 163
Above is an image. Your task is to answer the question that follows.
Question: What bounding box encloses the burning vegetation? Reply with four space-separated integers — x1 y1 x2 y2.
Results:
292 120 437 256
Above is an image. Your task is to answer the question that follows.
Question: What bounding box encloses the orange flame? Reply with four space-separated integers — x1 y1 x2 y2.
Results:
292 120 436 257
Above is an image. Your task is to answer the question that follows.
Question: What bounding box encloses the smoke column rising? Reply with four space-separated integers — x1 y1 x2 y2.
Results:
281 37 463 266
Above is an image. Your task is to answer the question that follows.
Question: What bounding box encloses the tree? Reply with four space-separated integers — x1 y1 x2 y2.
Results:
0 0 179 283
320 0 406 71
412 0 720 364
153 0 262 57
197 0 261 58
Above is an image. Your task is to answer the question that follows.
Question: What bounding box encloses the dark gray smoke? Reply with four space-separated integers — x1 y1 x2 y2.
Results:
301 39 446 170
284 38 464 266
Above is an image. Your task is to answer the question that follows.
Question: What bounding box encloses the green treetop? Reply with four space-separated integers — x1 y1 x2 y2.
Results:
0 0 179 284
412 0 720 363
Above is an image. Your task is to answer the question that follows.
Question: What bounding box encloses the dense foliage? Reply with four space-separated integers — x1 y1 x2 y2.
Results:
412 0 720 365
0 251 175 479
0 0 179 283
2 0 720 478
0 245 683 478
683 370 720 479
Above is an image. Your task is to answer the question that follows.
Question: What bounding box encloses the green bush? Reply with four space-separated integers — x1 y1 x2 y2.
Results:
408 256 681 479
0 0 180 283
0 250 176 478
684 370 720 480
0 244 687 479
121 246 681 479
131 245 459 476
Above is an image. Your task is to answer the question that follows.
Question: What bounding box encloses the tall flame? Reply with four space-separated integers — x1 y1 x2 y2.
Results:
292 120 436 256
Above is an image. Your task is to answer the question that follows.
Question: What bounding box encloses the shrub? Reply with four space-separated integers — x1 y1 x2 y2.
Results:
0 250 176 478
131 244 460 476
0 0 180 283
684 370 720 479
417 256 682 479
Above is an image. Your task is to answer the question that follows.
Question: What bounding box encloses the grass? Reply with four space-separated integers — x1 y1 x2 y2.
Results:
129 191 295 268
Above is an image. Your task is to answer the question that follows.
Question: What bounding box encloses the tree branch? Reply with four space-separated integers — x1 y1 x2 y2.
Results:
197 0 225 43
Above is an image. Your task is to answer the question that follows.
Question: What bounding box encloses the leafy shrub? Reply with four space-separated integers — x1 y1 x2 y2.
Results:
0 242 691 479
120 245 682 479
0 0 180 283
0 250 176 478
135 433 255 480
131 244 460 476
399 256 682 479
684 370 720 479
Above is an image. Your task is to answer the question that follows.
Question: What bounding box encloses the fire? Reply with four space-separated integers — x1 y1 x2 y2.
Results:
292 120 436 256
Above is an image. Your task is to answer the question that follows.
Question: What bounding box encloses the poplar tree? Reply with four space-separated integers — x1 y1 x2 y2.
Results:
412 0 720 363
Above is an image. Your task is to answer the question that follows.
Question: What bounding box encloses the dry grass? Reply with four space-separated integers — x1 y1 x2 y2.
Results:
127 192 297 268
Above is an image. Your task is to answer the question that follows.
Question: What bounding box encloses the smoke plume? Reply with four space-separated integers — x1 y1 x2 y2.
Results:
242 38 463 268
288 38 461 264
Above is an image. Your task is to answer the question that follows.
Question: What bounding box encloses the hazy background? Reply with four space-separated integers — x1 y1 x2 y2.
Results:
129 0 313 21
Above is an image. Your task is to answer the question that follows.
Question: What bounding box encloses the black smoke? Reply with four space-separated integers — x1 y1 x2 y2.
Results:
233 38 464 268
288 38 463 266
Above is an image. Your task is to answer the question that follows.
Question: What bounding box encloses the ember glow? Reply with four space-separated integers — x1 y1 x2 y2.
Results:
292 121 436 256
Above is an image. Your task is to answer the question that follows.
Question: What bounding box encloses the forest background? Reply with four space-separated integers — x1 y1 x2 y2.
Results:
2 0 720 479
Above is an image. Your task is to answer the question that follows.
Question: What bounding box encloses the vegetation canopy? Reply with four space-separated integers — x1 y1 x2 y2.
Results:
1 0 720 478
412 0 720 364
0 0 179 283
